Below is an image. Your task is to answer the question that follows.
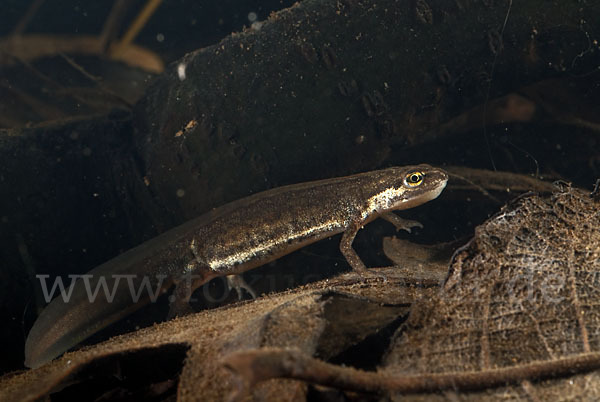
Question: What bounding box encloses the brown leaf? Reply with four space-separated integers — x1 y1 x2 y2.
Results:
0 271 432 401
385 184 600 399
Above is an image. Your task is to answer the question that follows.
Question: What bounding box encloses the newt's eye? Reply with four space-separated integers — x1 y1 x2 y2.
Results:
404 171 424 187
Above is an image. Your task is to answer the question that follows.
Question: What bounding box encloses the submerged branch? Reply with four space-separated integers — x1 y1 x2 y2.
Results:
223 348 600 400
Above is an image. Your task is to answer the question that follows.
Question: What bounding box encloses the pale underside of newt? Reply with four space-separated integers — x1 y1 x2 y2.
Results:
24 164 448 368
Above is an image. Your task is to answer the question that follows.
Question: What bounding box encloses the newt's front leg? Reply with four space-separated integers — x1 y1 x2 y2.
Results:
380 212 423 233
340 212 424 275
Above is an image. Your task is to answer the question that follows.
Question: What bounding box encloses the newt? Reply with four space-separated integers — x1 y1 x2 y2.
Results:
24 164 448 368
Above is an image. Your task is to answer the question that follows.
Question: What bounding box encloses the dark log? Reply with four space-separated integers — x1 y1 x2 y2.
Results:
133 0 600 226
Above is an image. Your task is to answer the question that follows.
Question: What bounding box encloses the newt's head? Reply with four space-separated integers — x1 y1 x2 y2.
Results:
367 164 448 214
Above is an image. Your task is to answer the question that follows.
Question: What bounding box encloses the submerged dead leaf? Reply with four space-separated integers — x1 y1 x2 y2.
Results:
0 268 436 401
382 237 456 285
385 184 600 399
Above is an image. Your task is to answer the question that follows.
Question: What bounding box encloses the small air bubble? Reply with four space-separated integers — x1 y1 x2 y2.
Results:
156 33 165 43
177 63 187 81
176 188 186 198
247 12 258 22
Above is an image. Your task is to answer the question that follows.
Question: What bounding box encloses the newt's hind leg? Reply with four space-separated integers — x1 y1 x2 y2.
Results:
226 275 257 299
168 271 212 318
168 239 215 318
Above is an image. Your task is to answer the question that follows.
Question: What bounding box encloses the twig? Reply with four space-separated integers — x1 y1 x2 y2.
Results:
99 0 135 53
59 52 102 83
58 53 133 108
446 166 556 200
12 0 46 35
446 170 501 204
223 347 600 401
110 0 163 57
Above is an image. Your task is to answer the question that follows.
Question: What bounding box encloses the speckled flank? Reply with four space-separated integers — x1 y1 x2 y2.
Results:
207 219 345 271
186 164 448 275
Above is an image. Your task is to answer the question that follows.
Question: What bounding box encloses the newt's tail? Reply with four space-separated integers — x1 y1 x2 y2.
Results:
24 252 175 368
